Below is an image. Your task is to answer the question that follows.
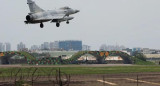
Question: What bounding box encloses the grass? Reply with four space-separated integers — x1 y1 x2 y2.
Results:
58 66 160 74
133 57 155 65
0 65 160 76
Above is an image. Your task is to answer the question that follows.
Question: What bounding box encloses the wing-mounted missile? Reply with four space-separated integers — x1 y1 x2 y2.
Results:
51 16 74 22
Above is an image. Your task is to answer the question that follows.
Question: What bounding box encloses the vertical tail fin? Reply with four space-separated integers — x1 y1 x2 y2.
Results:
27 0 44 13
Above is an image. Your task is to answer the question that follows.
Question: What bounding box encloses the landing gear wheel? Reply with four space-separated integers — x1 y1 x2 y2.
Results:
56 23 60 27
40 23 44 28
66 21 69 24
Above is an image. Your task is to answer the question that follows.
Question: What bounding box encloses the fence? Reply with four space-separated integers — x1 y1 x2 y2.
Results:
0 68 159 86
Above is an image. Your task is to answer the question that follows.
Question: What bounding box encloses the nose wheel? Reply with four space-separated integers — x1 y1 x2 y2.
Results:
40 23 44 28
56 23 60 27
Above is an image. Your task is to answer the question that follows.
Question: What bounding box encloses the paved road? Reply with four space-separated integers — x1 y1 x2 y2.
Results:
0 64 134 68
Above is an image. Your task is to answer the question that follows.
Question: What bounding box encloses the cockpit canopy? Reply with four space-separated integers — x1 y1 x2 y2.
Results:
60 6 71 10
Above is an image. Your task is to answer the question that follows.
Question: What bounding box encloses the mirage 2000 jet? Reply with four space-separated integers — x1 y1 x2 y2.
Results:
25 0 80 28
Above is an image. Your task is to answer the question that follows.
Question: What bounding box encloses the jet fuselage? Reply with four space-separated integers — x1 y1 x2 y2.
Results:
25 0 79 28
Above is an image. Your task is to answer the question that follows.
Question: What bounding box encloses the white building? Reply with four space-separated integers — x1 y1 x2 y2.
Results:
5 43 11 51
17 42 26 51
100 44 125 51
30 45 39 51
0 43 5 52
82 45 91 51
50 41 59 50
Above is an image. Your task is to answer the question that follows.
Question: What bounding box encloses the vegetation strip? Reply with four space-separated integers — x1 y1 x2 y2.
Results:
0 66 160 75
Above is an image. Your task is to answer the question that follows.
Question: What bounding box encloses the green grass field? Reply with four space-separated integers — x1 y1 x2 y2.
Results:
55 65 160 74
0 65 160 75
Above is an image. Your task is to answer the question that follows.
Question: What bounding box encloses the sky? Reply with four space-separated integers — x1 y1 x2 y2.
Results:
0 0 160 50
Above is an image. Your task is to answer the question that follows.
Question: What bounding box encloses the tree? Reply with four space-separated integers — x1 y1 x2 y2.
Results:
132 51 146 61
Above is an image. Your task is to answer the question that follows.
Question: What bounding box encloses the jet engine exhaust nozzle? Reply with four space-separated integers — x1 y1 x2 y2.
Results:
26 15 31 21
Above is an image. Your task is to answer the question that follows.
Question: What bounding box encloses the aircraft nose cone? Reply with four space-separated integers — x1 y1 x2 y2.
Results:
75 10 80 13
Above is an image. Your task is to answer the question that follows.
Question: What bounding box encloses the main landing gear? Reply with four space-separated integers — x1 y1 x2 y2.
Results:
40 23 44 28
66 21 69 24
39 21 69 28
56 22 60 27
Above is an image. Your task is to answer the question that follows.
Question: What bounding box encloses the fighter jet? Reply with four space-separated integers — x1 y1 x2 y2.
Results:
25 0 80 28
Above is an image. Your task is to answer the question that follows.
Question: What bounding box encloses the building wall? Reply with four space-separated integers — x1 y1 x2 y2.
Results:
105 56 123 61
82 45 91 51
59 40 82 51
0 43 11 52
144 54 160 58
17 42 25 51
0 43 4 52
5 43 11 51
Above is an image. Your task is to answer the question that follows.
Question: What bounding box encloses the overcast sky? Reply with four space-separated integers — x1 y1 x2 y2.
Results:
0 0 160 50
